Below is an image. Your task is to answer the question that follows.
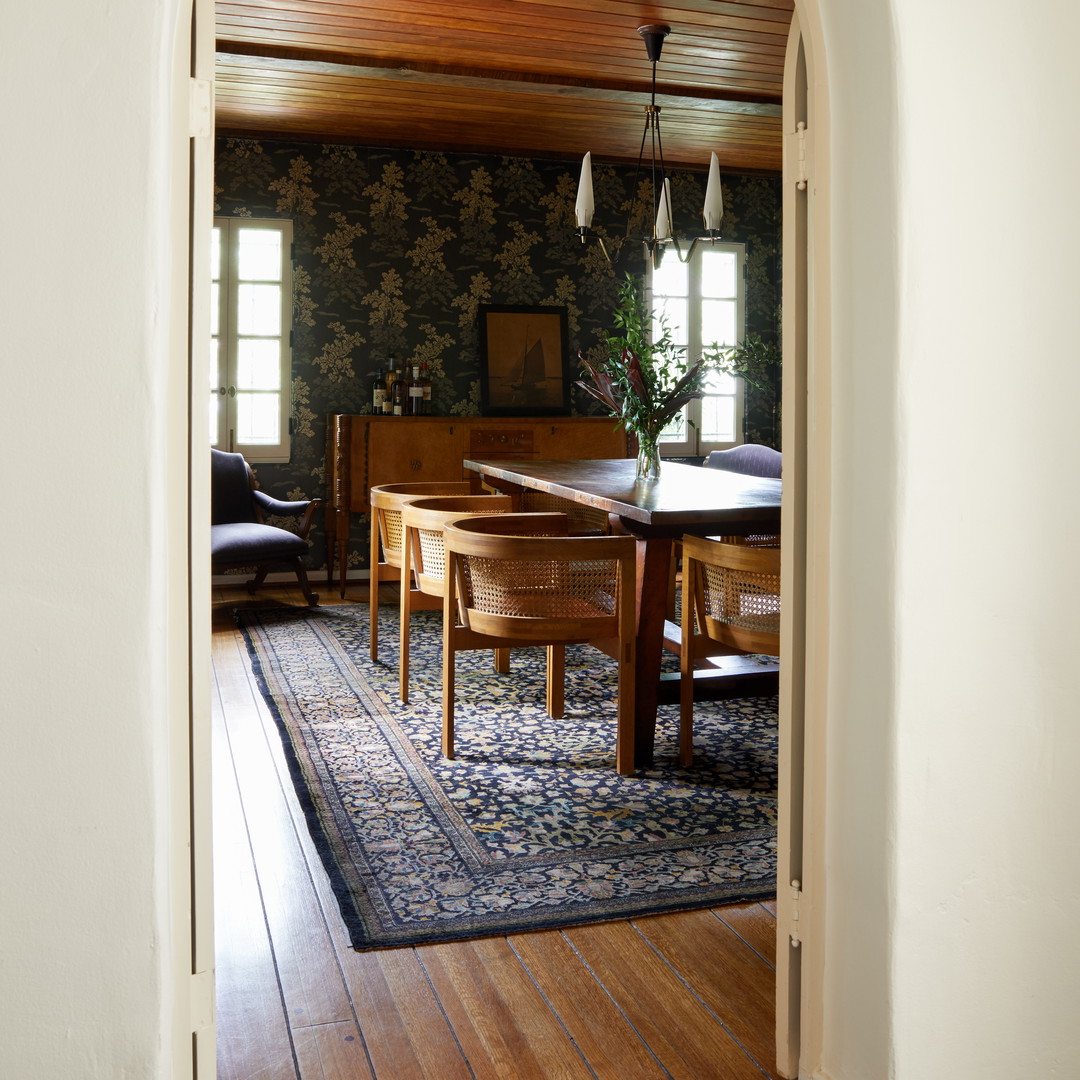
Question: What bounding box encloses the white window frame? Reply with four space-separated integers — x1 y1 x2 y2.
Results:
648 241 746 457
211 216 293 463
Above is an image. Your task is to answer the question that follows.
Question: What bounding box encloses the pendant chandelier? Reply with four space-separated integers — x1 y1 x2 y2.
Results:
573 25 725 267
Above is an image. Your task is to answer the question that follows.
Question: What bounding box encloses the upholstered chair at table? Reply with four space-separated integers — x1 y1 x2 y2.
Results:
441 513 638 775
679 534 781 766
703 443 783 478
368 481 473 662
397 494 513 704
210 448 322 606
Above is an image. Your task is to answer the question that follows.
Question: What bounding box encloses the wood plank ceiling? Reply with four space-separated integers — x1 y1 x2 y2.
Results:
215 0 794 174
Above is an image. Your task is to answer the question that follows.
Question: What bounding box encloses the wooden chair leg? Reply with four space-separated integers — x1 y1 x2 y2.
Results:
247 565 270 595
441 590 456 760
679 560 696 766
369 517 384 662
546 645 565 718
287 557 319 607
399 533 413 703
493 647 510 674
615 636 636 775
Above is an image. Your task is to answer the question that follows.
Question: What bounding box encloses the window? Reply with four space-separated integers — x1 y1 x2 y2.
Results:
649 242 746 457
211 217 293 463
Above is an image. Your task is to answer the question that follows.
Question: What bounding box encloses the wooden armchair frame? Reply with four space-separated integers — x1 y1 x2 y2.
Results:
397 494 513 703
368 481 473 661
442 514 638 775
679 534 781 766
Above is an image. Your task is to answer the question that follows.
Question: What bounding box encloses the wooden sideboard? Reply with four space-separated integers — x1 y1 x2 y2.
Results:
325 413 629 591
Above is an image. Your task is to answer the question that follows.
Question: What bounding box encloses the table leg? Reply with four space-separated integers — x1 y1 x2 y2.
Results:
633 535 673 769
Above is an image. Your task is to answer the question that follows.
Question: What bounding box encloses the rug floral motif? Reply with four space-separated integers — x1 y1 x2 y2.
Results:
238 603 778 949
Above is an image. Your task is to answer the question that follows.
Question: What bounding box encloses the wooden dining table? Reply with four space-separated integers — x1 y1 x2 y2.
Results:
463 457 783 769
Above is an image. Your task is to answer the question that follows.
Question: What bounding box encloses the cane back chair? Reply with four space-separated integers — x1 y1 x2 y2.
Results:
398 494 513 703
368 481 474 661
442 513 638 775
679 534 781 766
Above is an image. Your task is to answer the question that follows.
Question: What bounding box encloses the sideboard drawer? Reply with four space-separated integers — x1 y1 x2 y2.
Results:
468 427 535 457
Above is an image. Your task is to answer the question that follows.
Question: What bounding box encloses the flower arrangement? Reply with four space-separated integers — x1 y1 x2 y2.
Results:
576 274 715 480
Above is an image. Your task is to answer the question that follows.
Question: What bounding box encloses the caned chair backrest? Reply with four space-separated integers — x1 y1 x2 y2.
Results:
369 481 472 566
682 534 781 655
442 514 635 644
401 495 512 596
519 490 610 535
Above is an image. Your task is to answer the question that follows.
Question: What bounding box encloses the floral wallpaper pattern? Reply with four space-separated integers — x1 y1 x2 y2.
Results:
215 137 781 575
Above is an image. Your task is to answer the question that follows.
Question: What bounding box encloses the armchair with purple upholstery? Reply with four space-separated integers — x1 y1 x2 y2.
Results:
210 449 322 606
703 443 782 478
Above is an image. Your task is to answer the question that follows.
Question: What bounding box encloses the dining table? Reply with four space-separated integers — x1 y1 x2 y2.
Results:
463 457 783 769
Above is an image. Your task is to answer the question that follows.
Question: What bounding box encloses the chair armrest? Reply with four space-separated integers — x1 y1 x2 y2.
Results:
252 490 324 539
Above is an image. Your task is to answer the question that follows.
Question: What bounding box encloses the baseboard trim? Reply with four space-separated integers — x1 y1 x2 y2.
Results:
212 570 370 586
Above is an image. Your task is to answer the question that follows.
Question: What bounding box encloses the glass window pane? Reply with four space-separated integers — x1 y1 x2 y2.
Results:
654 297 688 347
703 366 737 394
652 249 688 297
236 339 281 390
210 282 220 336
658 407 687 443
238 228 284 282
235 392 280 445
210 395 221 447
700 394 736 443
210 338 220 390
237 284 281 336
700 249 737 298
701 298 736 347
210 227 221 281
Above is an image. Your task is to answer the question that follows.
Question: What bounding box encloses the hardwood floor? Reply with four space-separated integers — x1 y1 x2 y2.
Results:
212 582 781 1080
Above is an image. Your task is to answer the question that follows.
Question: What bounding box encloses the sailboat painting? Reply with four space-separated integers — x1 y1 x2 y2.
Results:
479 305 570 416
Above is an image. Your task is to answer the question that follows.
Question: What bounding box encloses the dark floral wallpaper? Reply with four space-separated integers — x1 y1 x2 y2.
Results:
214 137 781 576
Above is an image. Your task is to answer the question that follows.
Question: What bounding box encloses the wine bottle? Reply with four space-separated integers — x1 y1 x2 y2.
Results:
371 366 385 414
382 358 396 415
408 364 425 416
390 365 407 416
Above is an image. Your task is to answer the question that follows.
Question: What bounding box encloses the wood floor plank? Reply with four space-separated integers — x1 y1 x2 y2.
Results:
214 630 359 1030
337 948 473 1080
565 919 767 1080
293 1021 375 1080
213 693 300 1080
634 909 781 1078
713 902 778 968
508 929 668 1079
419 936 595 1080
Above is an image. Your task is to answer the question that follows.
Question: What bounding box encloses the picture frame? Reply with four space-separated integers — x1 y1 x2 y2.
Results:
478 304 571 416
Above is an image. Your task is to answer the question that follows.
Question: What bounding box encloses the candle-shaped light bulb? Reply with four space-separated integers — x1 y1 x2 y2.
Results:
575 152 595 229
702 152 724 232
654 177 673 241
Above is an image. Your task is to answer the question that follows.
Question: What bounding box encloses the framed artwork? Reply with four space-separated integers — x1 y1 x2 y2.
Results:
478 304 571 416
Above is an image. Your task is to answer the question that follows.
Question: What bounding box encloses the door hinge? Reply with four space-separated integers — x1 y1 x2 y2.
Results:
788 878 804 947
190 969 214 1033
188 78 213 139
790 122 809 191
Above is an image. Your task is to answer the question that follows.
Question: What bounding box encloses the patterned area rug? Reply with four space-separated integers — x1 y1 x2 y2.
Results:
238 603 778 950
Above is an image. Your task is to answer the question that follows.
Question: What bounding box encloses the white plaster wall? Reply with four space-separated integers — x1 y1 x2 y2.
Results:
812 0 1080 1075
1 2 190 1077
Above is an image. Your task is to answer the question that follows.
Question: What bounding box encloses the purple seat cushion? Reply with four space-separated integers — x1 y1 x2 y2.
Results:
211 522 308 565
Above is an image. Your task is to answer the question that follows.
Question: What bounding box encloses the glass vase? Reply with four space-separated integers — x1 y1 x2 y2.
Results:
634 431 662 481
